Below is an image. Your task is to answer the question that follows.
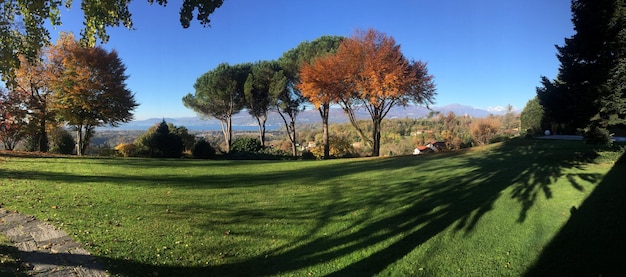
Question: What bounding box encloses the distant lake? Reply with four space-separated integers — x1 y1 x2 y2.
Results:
104 124 281 132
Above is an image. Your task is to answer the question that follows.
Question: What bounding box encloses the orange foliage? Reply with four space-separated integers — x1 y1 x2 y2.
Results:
297 54 346 108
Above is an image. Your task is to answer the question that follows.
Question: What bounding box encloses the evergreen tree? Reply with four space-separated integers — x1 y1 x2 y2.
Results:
537 0 626 138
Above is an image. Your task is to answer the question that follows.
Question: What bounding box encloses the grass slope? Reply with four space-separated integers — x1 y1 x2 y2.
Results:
0 139 622 276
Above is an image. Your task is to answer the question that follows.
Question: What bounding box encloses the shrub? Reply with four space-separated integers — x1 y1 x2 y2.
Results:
135 120 184 158
192 139 215 159
309 135 356 158
115 143 138 157
301 150 316 160
470 117 500 145
231 137 262 153
49 128 75 154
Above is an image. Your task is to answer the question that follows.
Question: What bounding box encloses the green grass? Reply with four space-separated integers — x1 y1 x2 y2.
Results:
0 139 623 276
0 234 26 276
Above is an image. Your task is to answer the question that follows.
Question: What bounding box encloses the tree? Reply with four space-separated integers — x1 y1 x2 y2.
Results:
302 29 436 157
168 124 195 152
298 53 345 159
268 69 300 156
0 0 223 83
48 33 138 155
282 36 343 158
520 97 546 135
277 36 344 157
0 88 28 150
134 120 184 158
10 53 56 152
183 63 251 153
537 0 626 139
244 61 278 146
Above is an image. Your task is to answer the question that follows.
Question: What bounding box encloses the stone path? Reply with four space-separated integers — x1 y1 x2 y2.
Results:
0 208 108 276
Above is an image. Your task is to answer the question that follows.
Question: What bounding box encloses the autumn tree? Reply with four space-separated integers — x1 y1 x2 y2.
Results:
470 117 500 145
10 54 56 152
244 61 278 146
183 63 251 153
48 33 138 155
0 88 28 150
0 0 223 83
310 28 436 157
277 36 344 157
298 53 346 159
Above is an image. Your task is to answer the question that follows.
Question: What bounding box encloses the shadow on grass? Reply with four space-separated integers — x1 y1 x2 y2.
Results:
525 151 626 276
0 139 612 276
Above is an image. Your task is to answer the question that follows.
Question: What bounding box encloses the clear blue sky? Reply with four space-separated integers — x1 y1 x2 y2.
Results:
52 0 573 120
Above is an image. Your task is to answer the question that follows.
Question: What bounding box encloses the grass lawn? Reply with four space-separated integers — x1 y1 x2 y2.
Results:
0 138 623 276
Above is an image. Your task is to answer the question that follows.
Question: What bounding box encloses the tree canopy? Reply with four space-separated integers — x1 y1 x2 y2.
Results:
299 28 436 157
183 63 251 152
48 33 138 155
537 0 626 141
275 35 344 157
0 0 224 83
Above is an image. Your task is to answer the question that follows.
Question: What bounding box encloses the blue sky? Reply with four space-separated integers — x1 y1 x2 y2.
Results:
52 0 573 120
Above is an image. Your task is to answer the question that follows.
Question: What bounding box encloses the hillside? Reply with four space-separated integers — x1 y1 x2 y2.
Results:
112 104 509 131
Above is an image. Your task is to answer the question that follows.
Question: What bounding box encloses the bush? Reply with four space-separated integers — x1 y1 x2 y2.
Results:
50 128 75 154
309 135 356 158
115 143 138 157
231 137 262 153
470 117 500 145
301 150 317 160
192 139 215 159
135 120 184 158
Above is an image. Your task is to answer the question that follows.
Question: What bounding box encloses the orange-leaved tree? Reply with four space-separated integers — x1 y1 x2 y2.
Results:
298 53 348 159
11 53 57 152
47 33 138 155
333 28 436 156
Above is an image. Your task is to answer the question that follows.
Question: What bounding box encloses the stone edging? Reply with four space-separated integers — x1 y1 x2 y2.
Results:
0 208 108 276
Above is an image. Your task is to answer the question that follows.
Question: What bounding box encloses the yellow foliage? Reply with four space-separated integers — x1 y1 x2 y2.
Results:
115 143 137 157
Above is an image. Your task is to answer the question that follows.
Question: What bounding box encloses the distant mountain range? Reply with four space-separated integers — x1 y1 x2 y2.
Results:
110 104 512 131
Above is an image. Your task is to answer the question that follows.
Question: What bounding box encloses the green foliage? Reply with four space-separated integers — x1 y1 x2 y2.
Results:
0 0 224 82
230 137 262 153
520 96 546 135
537 0 626 134
583 124 613 145
168 124 195 152
49 127 75 154
191 139 215 159
183 63 252 152
135 120 184 158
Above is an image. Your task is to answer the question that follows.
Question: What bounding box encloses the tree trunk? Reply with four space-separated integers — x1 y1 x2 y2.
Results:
75 125 83 156
38 118 48 152
255 115 267 146
277 109 299 156
320 103 330 159
220 116 233 153
339 100 372 147
289 119 297 156
372 117 382 156
80 125 95 155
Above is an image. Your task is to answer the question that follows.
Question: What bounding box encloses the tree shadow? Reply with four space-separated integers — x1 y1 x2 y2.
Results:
87 139 606 276
1 139 610 276
525 151 626 276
